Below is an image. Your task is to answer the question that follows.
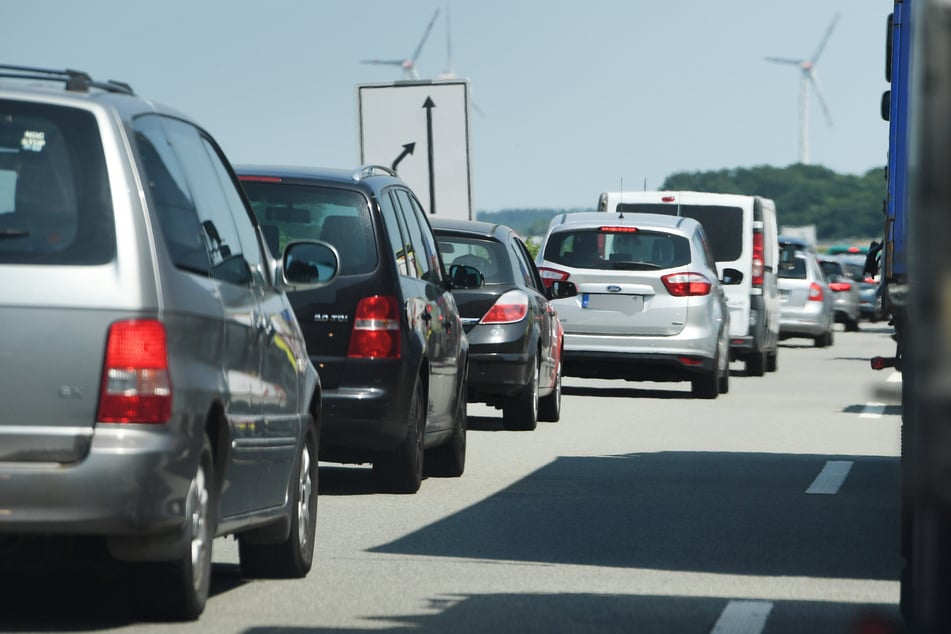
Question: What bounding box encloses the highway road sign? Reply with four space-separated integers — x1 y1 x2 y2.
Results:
357 80 473 219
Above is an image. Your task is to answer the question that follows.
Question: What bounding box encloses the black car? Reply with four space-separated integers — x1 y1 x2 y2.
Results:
237 165 476 493
430 218 576 430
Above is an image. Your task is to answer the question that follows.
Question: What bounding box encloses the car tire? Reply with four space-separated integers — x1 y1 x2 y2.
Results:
238 417 318 578
692 357 719 399
846 317 861 332
374 378 425 493
538 353 562 422
718 354 730 394
133 434 215 621
815 328 834 348
746 351 766 377
766 350 778 372
425 376 467 478
503 354 539 431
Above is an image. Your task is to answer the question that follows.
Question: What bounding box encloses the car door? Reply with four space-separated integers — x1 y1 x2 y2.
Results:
391 188 462 432
509 233 554 390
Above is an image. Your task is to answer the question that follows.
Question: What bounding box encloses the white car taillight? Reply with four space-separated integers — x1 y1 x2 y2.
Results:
97 319 172 424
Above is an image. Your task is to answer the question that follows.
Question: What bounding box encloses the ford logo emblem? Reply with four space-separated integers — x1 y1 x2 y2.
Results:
607 285 622 293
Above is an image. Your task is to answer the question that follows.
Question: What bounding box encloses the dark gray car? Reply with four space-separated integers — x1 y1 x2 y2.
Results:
0 66 338 620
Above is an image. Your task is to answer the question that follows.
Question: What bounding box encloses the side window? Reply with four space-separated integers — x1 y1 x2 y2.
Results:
510 237 540 290
393 189 434 282
134 115 252 286
378 190 409 277
400 189 444 285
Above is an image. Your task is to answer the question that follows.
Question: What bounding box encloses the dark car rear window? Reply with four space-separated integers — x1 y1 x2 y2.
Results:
435 234 514 284
779 255 807 279
0 99 114 265
241 181 378 276
544 228 690 270
616 203 742 262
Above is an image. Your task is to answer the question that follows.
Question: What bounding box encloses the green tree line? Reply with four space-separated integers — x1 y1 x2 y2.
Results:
477 164 887 243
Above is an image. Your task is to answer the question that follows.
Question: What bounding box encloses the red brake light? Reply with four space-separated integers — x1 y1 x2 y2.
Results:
348 295 401 359
808 282 824 301
98 319 171 424
751 230 765 287
537 266 570 289
480 290 529 324
661 196 676 203
661 272 712 296
238 175 282 183
829 281 852 292
599 226 638 233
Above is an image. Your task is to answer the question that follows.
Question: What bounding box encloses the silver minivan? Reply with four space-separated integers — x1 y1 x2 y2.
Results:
0 66 338 620
597 190 782 376
537 211 732 398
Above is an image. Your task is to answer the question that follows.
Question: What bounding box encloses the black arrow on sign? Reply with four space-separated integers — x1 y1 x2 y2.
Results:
423 96 436 214
391 142 415 172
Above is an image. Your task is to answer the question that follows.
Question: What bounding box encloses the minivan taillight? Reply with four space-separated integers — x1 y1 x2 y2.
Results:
98 319 172 424
481 290 529 324
752 230 765 288
537 266 570 289
348 295 401 359
661 272 713 296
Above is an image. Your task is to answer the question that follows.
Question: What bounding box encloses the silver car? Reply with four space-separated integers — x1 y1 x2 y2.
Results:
0 65 338 620
778 248 835 347
818 257 861 331
536 212 732 398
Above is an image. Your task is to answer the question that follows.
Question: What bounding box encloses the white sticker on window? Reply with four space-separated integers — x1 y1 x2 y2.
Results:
21 130 46 152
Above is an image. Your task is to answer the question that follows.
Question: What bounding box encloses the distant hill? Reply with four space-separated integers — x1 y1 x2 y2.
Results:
477 164 886 242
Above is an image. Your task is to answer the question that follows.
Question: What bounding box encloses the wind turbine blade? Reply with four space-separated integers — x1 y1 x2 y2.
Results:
808 70 834 126
411 8 440 65
811 13 840 64
362 59 406 66
765 56 804 66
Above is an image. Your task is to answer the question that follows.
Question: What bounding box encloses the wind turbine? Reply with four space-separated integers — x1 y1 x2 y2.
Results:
765 13 839 165
362 9 440 80
434 6 485 116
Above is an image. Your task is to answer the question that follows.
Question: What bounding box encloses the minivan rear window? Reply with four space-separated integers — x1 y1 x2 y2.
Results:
616 203 742 263
544 228 690 270
242 182 378 276
0 100 114 265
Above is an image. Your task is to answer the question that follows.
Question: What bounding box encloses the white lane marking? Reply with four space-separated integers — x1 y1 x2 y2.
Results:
860 402 886 418
806 460 854 495
887 371 902 383
710 600 773 634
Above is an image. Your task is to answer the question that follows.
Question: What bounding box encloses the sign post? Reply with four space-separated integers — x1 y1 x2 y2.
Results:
357 80 473 219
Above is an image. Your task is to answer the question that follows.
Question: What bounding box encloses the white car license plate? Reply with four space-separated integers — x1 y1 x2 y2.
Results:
582 293 644 313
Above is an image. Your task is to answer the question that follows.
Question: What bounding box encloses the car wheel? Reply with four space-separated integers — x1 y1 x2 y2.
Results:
503 354 539 431
538 352 562 422
815 327 834 348
133 434 215 621
374 378 425 493
766 350 778 372
718 352 730 394
746 351 766 377
692 355 719 399
425 375 467 478
239 417 318 578
846 317 861 332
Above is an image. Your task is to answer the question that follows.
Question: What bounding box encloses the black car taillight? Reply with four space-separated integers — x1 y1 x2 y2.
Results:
348 295 401 359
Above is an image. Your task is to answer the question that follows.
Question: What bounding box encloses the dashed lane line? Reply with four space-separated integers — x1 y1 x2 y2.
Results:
806 460 854 495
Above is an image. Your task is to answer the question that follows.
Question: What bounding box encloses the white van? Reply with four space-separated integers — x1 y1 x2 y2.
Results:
597 191 780 375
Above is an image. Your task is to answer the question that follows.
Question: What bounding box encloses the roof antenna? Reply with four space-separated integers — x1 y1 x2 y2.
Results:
618 177 624 219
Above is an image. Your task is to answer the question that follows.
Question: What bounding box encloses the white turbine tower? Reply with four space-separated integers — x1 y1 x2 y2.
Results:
362 9 440 80
765 13 839 165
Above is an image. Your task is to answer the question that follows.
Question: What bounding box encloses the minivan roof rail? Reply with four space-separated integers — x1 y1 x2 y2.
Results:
352 164 397 181
0 64 134 95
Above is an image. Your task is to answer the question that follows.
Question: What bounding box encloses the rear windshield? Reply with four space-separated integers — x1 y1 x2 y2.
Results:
544 228 690 271
0 99 114 265
779 255 807 279
615 203 742 262
435 234 514 284
241 181 378 276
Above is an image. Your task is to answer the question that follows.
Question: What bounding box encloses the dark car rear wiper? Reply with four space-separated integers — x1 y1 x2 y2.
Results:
0 228 29 239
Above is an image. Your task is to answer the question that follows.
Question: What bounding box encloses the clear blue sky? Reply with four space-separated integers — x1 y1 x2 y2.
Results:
2 0 892 212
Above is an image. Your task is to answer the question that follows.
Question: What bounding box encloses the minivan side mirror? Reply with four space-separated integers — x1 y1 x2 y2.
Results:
281 241 339 289
721 267 743 285
548 280 578 300
448 264 485 289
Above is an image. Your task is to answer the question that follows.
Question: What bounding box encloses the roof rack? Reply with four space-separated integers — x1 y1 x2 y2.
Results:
0 64 134 95
352 164 397 182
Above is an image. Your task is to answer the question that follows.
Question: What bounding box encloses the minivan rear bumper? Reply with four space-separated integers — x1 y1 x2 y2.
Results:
0 426 194 537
